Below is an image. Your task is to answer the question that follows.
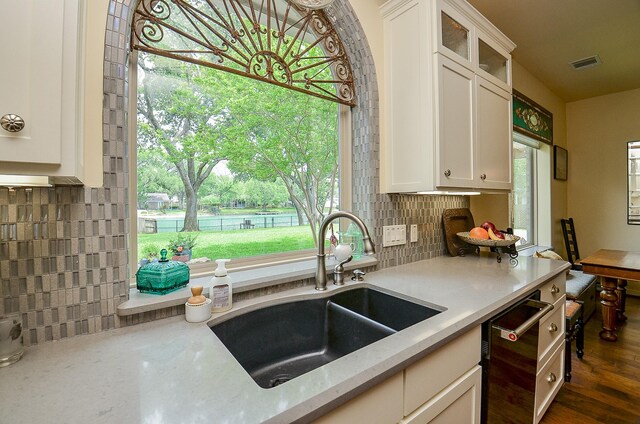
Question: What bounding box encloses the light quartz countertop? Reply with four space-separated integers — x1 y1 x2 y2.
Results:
0 255 569 424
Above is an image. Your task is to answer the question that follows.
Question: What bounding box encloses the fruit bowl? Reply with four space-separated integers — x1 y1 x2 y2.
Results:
456 232 520 247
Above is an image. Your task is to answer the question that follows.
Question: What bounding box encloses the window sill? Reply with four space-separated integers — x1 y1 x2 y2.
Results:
117 255 378 316
517 245 553 257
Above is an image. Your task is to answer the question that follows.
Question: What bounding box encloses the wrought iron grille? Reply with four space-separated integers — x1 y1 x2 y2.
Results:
131 0 356 106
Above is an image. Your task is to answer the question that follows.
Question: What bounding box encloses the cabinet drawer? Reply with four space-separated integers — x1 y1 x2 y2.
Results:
401 365 482 424
539 274 566 304
404 326 481 415
537 296 565 365
534 342 564 424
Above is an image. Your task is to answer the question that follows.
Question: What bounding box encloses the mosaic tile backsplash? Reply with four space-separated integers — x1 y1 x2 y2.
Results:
0 0 468 346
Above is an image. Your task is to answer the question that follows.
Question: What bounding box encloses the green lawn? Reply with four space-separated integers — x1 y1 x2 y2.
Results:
138 225 316 262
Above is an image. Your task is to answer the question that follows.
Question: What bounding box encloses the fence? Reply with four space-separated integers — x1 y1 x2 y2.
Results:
138 214 308 234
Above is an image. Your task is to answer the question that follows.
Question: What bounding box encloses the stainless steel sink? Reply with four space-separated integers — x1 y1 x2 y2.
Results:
209 287 443 388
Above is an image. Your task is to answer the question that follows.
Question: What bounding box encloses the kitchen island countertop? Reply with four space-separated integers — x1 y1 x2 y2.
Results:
0 254 569 424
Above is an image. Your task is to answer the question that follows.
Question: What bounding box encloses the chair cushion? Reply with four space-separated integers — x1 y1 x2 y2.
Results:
566 270 597 298
566 270 597 321
565 300 582 320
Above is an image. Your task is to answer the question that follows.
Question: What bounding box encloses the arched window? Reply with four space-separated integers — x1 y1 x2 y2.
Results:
129 0 356 269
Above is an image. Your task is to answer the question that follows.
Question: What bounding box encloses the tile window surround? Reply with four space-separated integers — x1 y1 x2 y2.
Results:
0 0 468 346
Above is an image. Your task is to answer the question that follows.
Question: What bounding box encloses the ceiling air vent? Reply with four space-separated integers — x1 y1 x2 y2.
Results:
570 55 602 70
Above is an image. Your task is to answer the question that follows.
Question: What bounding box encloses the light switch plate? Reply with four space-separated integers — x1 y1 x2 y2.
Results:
382 225 407 247
410 224 418 242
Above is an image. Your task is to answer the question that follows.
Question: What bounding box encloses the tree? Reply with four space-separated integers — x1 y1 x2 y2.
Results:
199 174 237 210
243 180 290 211
137 52 234 231
224 78 340 245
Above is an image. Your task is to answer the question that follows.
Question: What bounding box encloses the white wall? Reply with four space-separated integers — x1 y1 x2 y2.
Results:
567 88 640 256
348 0 385 82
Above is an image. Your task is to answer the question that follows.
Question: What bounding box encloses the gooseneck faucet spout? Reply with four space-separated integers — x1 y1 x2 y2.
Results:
315 211 375 291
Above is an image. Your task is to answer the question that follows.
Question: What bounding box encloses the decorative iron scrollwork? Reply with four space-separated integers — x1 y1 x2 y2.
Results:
131 0 355 106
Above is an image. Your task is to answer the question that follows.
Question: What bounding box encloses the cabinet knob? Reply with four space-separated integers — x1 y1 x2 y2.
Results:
444 169 451 177
480 173 487 181
1 114 25 133
548 323 558 333
547 373 557 383
550 284 560 294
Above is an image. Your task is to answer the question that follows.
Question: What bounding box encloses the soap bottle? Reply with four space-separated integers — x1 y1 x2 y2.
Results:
210 259 232 312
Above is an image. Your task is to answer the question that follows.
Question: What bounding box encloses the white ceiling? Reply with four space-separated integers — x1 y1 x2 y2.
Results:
466 0 640 102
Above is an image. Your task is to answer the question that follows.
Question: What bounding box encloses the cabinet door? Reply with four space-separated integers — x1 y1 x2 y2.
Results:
382 0 435 193
435 1 474 70
475 77 512 190
401 365 482 424
0 0 66 165
313 372 404 424
476 30 511 92
435 54 475 189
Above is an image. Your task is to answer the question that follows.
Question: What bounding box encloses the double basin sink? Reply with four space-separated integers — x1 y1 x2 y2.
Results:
209 287 443 388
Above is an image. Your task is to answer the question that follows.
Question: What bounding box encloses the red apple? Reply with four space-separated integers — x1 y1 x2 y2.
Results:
480 221 497 232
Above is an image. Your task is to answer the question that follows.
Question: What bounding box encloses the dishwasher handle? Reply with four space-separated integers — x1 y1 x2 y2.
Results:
493 299 554 342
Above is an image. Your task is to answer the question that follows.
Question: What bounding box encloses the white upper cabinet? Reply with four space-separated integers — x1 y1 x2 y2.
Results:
435 54 475 189
0 0 103 186
475 76 512 190
0 1 66 166
381 0 515 193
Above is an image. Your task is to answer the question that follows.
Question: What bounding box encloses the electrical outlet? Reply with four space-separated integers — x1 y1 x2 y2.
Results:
382 225 407 247
410 224 418 242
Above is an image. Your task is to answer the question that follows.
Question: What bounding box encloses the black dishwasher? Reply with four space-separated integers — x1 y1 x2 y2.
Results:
481 291 554 424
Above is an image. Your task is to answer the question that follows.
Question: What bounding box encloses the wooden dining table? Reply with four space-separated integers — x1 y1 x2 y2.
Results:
580 249 640 341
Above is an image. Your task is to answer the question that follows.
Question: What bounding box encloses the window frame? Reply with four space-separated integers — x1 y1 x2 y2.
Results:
510 133 540 249
127 50 353 284
628 140 640 225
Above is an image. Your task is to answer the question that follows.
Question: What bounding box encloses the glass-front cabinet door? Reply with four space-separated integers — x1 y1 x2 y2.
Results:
477 34 510 91
441 12 469 59
437 3 473 68
628 141 640 224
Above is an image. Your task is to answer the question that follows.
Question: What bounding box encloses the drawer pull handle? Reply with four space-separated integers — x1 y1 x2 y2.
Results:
550 284 560 294
444 169 451 177
480 173 487 181
547 373 557 383
548 323 558 333
1 114 25 133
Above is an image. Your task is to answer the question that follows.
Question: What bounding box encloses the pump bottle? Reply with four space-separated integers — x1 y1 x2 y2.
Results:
210 259 232 312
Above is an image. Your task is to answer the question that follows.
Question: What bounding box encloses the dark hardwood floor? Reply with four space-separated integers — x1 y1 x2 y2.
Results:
541 295 640 424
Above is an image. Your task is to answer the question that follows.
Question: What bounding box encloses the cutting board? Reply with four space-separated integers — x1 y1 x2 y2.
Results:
442 208 476 257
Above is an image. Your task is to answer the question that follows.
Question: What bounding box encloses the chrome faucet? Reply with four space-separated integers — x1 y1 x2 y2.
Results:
315 211 375 291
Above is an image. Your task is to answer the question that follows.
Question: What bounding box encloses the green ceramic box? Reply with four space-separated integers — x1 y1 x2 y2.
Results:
136 249 190 294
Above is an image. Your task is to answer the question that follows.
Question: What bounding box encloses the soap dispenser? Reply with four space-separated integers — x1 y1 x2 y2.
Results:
210 259 232 313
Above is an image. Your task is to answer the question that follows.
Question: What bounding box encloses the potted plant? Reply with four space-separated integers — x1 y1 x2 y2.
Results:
139 243 161 268
168 233 198 262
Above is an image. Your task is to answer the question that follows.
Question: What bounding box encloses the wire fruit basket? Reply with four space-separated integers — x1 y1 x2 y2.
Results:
456 232 520 263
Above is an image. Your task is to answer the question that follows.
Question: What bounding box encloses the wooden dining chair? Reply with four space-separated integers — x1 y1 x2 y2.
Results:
564 299 584 382
560 217 582 270
561 217 598 321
